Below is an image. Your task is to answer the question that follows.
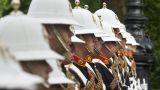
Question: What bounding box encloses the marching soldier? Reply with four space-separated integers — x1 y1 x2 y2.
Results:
92 14 121 90
94 2 138 90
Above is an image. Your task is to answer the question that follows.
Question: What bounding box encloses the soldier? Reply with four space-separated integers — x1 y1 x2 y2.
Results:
116 30 131 90
95 2 137 90
95 22 123 90
65 35 96 90
116 25 140 90
71 0 106 89
0 15 64 90
90 14 122 90
27 0 79 89
109 21 140 90
10 0 24 16
125 35 139 78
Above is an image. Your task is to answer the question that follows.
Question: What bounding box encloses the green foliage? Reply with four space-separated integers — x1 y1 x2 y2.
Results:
20 0 31 13
144 0 160 89
0 0 10 17
0 0 31 17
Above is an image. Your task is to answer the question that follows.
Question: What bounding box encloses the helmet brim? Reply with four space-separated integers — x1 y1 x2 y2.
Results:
13 49 64 61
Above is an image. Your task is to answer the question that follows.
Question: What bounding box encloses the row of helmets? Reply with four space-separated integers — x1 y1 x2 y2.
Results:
0 0 140 89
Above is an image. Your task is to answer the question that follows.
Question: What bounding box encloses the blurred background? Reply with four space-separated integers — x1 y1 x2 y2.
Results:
0 0 159 89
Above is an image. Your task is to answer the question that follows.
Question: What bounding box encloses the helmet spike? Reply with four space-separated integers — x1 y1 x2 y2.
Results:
103 2 107 8
11 0 21 11
75 0 80 8
84 5 89 10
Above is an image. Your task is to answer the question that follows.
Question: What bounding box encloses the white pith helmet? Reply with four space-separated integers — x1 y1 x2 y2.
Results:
72 1 103 35
95 2 121 28
93 14 109 37
101 36 121 42
121 32 132 39
100 22 121 42
0 15 64 61
119 23 127 33
126 36 140 46
27 0 79 25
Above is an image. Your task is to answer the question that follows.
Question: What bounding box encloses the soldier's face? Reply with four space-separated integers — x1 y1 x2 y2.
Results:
113 28 120 37
132 46 137 53
94 37 103 50
116 33 126 48
116 33 123 40
44 24 73 54
131 45 137 53
20 61 52 80
71 42 86 58
55 25 73 47
82 34 95 53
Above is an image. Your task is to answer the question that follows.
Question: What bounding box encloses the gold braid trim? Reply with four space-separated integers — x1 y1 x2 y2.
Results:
81 71 95 90
131 60 137 76
94 69 103 90
110 56 119 89
109 75 118 89
111 60 117 75
66 70 76 90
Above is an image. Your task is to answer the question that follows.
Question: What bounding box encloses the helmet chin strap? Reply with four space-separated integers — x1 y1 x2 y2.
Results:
60 84 66 90
52 26 71 52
